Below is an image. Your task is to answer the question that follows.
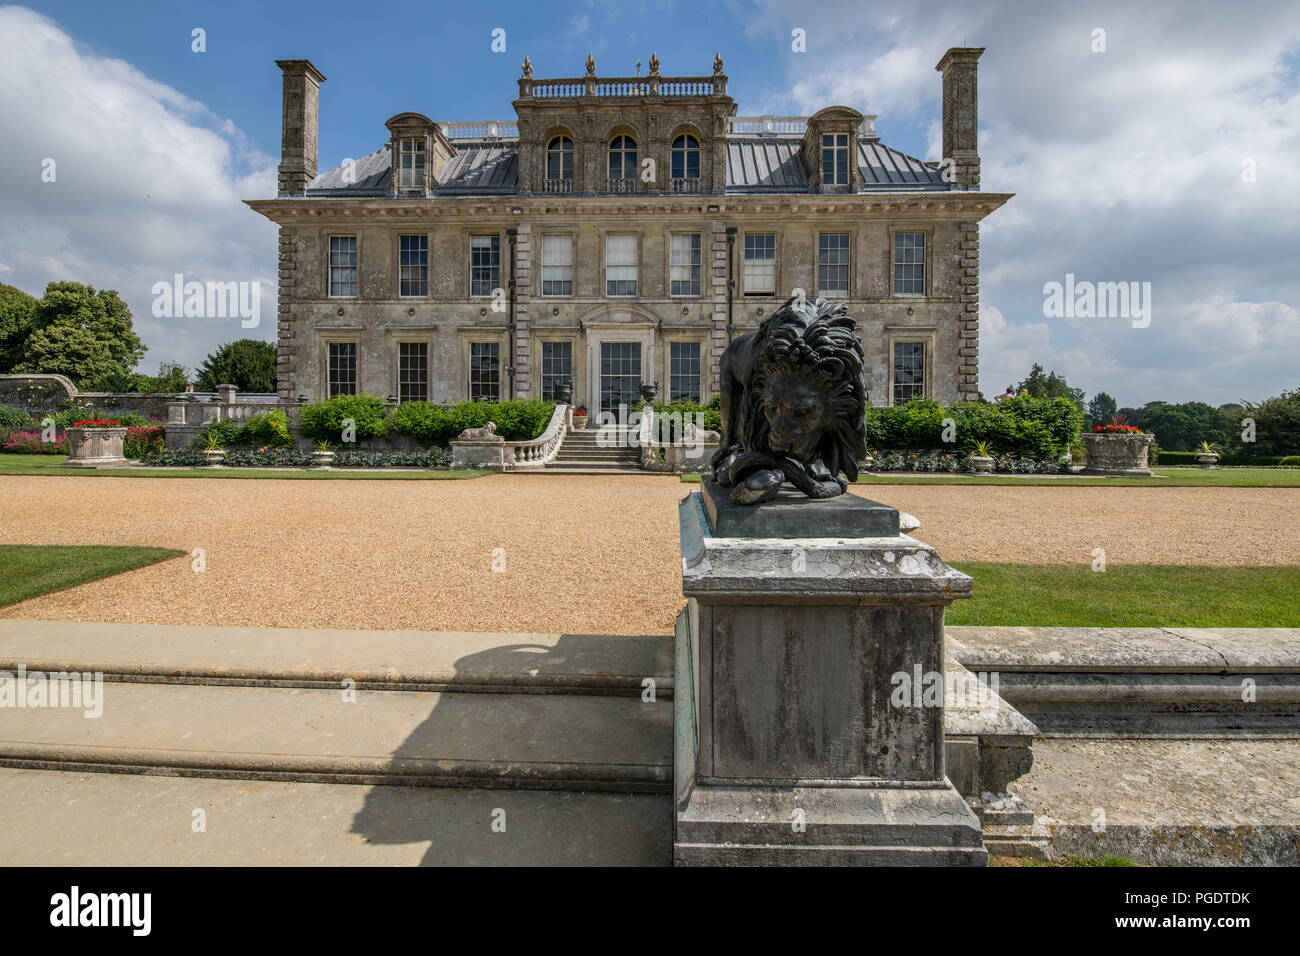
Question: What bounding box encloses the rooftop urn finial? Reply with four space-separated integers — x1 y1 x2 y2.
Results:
713 52 724 74
585 53 596 76
521 55 532 78
649 52 660 76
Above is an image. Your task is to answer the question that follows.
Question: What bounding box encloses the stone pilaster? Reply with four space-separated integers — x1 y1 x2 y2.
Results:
276 226 299 401
513 225 531 397
957 220 980 402
709 222 729 386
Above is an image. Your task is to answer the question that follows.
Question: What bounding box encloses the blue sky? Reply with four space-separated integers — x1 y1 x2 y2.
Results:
2 0 1298 407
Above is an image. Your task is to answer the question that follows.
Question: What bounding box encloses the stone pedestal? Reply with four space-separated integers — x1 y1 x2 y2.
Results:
62 426 129 468
674 479 986 866
1080 432 1154 476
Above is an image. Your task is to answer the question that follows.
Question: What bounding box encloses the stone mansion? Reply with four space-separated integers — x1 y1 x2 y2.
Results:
247 50 1010 413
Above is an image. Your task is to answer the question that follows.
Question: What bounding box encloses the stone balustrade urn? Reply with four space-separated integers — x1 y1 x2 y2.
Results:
1080 431 1154 476
62 426 129 468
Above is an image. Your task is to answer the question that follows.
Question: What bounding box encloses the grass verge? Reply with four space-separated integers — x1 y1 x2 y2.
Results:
947 563 1300 627
682 468 1300 488
0 456 489 480
0 545 187 607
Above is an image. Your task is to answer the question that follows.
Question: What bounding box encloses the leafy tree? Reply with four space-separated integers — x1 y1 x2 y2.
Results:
0 283 38 373
138 361 191 393
1016 363 1085 411
13 282 145 387
1085 392 1118 429
1138 401 1231 451
195 339 278 392
1228 387 1300 457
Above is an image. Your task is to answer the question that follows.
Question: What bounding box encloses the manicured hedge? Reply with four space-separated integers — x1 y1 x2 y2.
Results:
299 395 390 442
387 399 555 445
864 396 1082 460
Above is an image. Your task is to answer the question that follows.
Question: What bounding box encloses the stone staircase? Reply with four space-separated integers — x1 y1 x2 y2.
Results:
545 426 643 473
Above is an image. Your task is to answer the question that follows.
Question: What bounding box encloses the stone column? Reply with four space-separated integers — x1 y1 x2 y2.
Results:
674 479 986 865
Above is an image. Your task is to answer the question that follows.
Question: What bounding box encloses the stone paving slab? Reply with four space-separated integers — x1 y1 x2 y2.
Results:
946 626 1300 673
0 620 672 694
0 769 671 866
0 681 673 792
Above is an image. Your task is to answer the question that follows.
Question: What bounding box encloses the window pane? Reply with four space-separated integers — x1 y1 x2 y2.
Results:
470 342 500 401
540 341 573 400
470 235 500 296
399 234 428 297
542 234 573 296
399 138 426 189
892 342 926 405
893 231 926 295
398 341 428 402
817 233 850 295
329 236 357 297
669 341 701 403
327 342 357 397
670 234 701 296
742 233 775 294
606 234 637 296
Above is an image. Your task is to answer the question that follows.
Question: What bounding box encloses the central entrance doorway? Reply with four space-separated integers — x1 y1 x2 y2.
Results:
599 341 641 416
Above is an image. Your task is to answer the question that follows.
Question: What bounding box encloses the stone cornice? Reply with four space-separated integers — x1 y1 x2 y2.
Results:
244 192 1013 224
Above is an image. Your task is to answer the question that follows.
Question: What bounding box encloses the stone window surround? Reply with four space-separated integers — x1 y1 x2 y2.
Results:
885 326 936 406
461 228 506 299
533 333 581 401
539 229 578 297
669 128 704 190
600 226 643 299
663 224 708 299
459 328 508 401
739 227 783 298
815 227 856 299
888 224 934 298
543 128 577 189
394 232 431 299
386 329 435 400
606 126 640 185
318 330 363 400
326 234 359 299
583 317 656 410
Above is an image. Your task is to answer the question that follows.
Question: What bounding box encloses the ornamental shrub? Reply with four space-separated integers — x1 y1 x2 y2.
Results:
243 410 295 448
123 425 166 459
0 404 34 430
864 396 1081 460
388 399 554 446
1 429 67 454
299 395 389 441
195 418 245 448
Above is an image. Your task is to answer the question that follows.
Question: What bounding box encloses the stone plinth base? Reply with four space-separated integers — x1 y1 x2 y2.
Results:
675 480 983 865
1080 432 1154 476
675 783 986 866
449 440 507 469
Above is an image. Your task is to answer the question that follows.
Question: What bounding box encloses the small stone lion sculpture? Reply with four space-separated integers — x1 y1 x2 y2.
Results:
457 421 501 441
710 295 868 504
684 422 721 444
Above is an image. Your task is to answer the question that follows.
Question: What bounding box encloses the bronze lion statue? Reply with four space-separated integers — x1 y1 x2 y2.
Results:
710 296 868 504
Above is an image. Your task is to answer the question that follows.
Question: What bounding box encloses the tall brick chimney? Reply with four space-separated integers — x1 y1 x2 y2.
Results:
935 47 982 189
276 60 326 197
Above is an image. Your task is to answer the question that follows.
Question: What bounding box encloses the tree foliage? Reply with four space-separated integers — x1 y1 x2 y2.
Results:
10 282 145 387
1017 363 1085 410
0 283 39 373
195 339 278 392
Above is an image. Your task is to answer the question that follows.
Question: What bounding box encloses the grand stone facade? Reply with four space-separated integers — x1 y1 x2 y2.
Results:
248 51 1010 412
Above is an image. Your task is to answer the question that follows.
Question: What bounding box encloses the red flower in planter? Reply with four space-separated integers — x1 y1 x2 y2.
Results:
72 419 122 427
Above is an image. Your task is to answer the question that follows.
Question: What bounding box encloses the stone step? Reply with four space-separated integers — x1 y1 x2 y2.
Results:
545 463 645 472
0 768 672 865
0 680 674 793
0 621 673 696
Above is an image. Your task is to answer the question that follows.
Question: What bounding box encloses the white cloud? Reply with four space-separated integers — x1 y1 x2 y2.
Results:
0 5 278 375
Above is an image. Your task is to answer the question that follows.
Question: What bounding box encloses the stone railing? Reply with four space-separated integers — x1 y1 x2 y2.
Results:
450 404 568 470
523 75 725 98
725 114 878 137
637 407 719 473
165 386 282 448
439 120 519 140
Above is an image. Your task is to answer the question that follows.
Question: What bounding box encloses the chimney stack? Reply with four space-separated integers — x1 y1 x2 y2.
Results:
276 60 326 197
935 47 983 189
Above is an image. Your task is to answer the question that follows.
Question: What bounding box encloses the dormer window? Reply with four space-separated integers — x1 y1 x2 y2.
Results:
399 137 425 189
608 135 637 193
671 134 700 193
546 136 574 193
821 133 849 186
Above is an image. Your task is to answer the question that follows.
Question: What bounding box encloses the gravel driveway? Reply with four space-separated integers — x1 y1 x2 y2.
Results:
1 474 1296 635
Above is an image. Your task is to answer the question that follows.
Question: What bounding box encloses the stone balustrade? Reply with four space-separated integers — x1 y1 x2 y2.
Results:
450 404 568 470
637 407 719 473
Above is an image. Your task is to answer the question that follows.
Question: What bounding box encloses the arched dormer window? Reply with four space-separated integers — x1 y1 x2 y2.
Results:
671 134 700 193
608 135 637 193
546 136 574 193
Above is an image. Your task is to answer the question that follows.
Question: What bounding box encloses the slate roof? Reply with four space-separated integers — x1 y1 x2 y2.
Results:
304 136 946 197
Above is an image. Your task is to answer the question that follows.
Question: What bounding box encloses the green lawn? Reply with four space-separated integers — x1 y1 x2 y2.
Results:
0 544 188 606
947 563 1300 627
682 468 1300 488
0 455 489 480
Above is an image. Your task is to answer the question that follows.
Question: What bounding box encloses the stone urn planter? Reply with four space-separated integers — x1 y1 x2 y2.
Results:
1080 431 1154 476
202 448 226 466
311 447 336 469
571 411 588 430
62 424 129 468
969 455 994 474
1196 452 1220 469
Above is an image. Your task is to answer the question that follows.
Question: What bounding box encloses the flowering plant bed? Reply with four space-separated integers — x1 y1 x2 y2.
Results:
1 430 68 454
1093 423 1142 434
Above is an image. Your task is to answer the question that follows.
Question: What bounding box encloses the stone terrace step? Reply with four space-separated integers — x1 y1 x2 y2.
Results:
0 621 672 696
0 680 674 793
